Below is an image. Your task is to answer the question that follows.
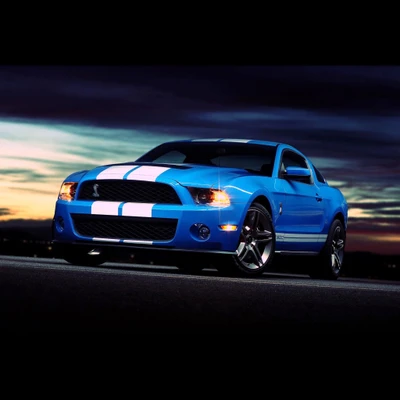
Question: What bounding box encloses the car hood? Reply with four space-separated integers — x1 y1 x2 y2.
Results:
80 162 250 188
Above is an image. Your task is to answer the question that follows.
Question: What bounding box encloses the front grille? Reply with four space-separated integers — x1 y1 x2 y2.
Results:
71 214 178 241
77 180 181 204
72 214 177 241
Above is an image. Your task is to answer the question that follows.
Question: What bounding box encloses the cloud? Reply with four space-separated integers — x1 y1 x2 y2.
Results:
1 67 400 172
2 66 400 127
0 66 211 128
348 217 400 234
1 168 52 182
348 201 400 210
0 208 13 217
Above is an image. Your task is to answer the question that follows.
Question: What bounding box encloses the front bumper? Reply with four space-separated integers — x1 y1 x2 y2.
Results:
52 199 244 253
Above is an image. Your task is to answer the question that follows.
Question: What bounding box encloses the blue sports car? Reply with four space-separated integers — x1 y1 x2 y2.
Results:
52 138 348 279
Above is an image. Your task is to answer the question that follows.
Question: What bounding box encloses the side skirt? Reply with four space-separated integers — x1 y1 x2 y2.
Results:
275 250 319 256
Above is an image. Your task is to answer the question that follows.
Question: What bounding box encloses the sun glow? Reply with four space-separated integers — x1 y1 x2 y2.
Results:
0 119 181 222
348 208 369 218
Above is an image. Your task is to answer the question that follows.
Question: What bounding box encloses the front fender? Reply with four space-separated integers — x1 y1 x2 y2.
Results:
225 181 278 231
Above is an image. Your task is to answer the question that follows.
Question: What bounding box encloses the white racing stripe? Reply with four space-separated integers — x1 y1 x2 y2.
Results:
122 203 154 217
92 238 120 242
220 138 250 143
96 165 136 179
284 239 325 242
318 235 328 242
91 201 121 215
191 138 221 142
123 239 153 245
126 166 170 181
275 233 328 243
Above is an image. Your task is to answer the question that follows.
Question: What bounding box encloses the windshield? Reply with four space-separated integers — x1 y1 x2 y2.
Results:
136 142 277 175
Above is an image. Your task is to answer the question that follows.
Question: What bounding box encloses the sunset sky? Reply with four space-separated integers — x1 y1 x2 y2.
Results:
0 65 399 254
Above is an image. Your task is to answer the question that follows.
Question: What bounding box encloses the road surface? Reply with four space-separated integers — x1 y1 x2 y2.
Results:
1 255 399 334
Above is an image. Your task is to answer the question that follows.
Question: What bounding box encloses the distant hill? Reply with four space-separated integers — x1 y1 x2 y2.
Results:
0 219 53 241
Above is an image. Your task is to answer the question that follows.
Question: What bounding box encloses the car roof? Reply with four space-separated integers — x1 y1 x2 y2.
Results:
162 138 297 151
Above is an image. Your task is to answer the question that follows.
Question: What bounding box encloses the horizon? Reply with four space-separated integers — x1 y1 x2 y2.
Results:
1 66 399 255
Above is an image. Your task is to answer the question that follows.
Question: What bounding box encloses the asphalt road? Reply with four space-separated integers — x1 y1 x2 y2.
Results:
1 255 399 335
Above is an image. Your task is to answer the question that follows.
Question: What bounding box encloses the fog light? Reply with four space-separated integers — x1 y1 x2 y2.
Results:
190 223 211 240
189 223 211 241
199 225 210 239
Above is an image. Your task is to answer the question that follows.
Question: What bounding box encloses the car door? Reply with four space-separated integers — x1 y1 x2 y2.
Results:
274 149 324 252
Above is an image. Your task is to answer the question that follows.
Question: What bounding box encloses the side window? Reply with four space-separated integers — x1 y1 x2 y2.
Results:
312 164 326 184
209 154 273 174
154 150 186 163
280 150 312 184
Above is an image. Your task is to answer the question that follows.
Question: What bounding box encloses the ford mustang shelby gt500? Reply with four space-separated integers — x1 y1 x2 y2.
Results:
52 138 348 279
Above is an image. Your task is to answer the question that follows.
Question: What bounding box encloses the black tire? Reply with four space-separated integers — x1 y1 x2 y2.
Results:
309 219 346 280
218 202 275 276
64 250 107 267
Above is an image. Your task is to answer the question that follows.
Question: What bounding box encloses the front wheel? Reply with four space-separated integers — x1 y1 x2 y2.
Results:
218 202 275 276
309 219 346 280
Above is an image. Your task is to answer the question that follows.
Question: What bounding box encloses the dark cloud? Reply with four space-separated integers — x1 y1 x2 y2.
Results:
375 210 400 216
348 217 400 234
0 208 13 217
1 66 399 183
0 66 211 127
1 66 400 172
348 201 400 210
2 156 97 176
9 187 58 196
0 168 52 182
2 66 400 127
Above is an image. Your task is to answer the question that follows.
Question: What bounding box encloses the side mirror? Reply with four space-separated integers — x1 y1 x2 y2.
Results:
284 166 311 179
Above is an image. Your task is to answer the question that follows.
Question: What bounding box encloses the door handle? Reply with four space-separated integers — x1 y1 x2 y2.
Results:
316 194 322 202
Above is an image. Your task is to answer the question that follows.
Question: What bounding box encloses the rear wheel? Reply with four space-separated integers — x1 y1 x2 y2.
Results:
309 219 346 280
218 202 275 276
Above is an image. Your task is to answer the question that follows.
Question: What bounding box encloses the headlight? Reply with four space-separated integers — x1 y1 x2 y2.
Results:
188 188 230 207
58 182 78 201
